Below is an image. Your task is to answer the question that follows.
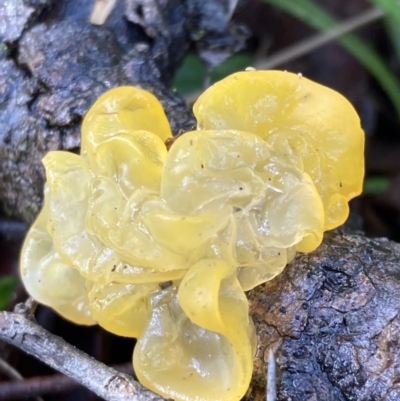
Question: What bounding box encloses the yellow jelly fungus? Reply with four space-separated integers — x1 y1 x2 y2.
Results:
20 71 365 401
194 70 365 231
20 188 94 325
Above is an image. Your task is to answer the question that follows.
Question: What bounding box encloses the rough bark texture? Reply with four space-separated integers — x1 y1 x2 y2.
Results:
0 0 246 222
247 231 400 401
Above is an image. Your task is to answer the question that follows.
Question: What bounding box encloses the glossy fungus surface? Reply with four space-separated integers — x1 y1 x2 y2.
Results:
194 71 365 230
20 71 364 401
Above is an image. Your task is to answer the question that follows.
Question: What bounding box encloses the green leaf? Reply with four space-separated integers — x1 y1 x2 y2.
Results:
172 53 253 96
263 0 400 119
210 54 253 83
0 275 18 310
172 54 206 95
363 176 390 195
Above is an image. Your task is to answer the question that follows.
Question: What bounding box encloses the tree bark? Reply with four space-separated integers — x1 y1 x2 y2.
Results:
0 0 246 222
248 231 400 401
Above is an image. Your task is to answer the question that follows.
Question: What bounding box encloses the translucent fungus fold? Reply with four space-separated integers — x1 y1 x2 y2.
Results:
193 70 365 230
20 70 365 401
20 189 94 325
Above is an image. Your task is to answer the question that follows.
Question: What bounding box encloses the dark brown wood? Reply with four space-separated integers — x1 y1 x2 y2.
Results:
247 231 400 401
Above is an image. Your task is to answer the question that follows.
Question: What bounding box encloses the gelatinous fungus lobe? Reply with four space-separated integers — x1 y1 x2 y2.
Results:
194 71 364 231
20 71 364 401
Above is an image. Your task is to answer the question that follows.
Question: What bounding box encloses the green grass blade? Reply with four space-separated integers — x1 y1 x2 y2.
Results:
368 0 400 24
265 0 336 28
369 0 400 62
263 0 400 118
384 16 400 62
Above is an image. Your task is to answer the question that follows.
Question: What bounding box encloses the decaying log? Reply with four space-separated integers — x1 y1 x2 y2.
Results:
248 231 400 401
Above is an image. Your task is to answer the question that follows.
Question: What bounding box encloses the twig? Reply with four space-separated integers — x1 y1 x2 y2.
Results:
0 357 45 401
0 372 78 401
255 7 384 70
0 363 133 400
0 304 168 401
184 7 384 104
266 350 276 401
0 357 23 382
13 297 38 316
